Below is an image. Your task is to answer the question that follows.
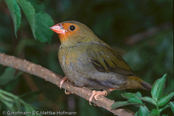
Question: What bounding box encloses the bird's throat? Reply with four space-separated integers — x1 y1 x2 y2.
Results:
58 34 68 43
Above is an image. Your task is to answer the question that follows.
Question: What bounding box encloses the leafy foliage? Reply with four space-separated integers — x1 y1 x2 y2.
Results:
111 74 174 115
0 0 173 116
4 0 53 42
0 67 22 86
0 89 41 116
16 0 36 39
5 0 21 37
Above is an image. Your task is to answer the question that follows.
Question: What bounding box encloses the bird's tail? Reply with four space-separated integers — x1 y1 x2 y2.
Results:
140 81 152 90
126 76 152 90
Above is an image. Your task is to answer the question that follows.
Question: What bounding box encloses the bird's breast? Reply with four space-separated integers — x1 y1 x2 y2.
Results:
58 46 89 68
58 46 93 85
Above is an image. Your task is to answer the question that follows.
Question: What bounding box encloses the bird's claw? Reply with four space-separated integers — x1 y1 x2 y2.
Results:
60 76 68 89
64 89 71 94
89 90 107 105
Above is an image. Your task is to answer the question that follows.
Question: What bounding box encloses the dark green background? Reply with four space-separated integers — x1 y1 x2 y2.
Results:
0 0 173 116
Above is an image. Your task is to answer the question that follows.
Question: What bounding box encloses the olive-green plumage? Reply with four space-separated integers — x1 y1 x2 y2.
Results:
51 21 152 90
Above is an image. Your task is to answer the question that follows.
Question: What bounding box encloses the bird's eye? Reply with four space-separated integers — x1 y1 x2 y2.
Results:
69 25 75 31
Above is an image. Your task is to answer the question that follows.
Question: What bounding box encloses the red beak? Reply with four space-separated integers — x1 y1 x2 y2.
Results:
50 23 66 34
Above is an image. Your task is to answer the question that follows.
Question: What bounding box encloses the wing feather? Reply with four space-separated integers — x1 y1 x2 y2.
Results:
87 44 136 76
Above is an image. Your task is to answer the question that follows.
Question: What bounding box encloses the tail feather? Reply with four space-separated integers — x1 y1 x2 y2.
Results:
140 81 152 90
126 76 152 90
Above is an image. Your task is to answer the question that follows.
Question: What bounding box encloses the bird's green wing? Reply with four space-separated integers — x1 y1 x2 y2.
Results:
87 44 136 76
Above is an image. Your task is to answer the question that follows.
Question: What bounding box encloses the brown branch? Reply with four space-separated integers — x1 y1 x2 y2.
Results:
0 53 134 116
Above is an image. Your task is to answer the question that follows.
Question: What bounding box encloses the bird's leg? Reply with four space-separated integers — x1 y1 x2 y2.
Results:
89 89 113 105
60 76 68 89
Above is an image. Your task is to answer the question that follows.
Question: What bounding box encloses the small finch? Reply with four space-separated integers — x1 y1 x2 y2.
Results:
50 21 152 104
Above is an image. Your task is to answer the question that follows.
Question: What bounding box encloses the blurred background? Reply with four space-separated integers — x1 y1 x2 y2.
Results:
0 0 173 116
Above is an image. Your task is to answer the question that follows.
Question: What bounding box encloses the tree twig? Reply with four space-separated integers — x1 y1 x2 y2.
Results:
0 53 134 116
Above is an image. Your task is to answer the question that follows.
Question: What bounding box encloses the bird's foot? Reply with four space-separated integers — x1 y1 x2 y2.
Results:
89 90 108 105
60 76 68 89
60 77 72 95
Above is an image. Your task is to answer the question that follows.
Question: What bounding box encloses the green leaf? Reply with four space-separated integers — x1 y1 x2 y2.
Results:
121 92 135 99
159 102 170 112
35 12 53 43
0 94 14 102
151 74 167 101
0 89 37 113
158 92 174 106
14 97 21 111
141 97 156 105
0 67 16 86
128 96 143 104
136 92 142 97
0 89 16 111
138 105 149 116
111 101 139 109
170 102 174 113
28 0 46 11
17 0 36 39
121 92 142 101
5 0 21 37
134 112 138 116
149 109 160 116
0 97 14 109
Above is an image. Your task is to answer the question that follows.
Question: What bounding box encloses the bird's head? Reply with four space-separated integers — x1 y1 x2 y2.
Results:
50 21 98 47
